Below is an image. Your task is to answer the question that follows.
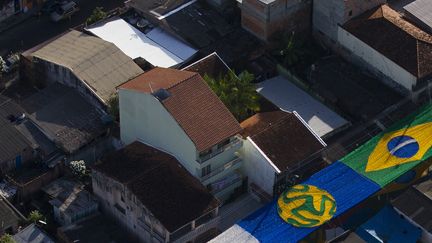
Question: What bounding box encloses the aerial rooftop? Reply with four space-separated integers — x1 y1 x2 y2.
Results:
343 4 432 79
30 30 143 103
182 52 231 78
120 68 242 152
241 110 326 172
404 0 432 33
42 179 98 218
94 141 219 232
0 95 33 163
256 76 348 138
86 18 197 68
21 83 106 154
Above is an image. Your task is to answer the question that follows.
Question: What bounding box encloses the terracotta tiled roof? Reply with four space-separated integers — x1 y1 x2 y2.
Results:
343 4 432 79
241 111 325 171
120 68 242 152
182 52 231 78
93 142 219 232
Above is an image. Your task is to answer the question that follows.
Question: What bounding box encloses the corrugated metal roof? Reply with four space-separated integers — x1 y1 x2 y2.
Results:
32 30 143 103
86 18 197 68
0 96 32 163
13 223 55 243
21 84 106 154
404 0 432 30
256 76 348 138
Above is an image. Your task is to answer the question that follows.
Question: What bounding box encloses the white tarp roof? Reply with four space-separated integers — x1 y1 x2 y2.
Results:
256 76 348 137
87 18 197 68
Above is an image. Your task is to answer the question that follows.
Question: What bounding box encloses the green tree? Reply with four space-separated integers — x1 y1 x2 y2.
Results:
273 33 305 67
107 93 119 121
0 234 15 243
204 70 260 121
86 7 107 25
28 210 43 224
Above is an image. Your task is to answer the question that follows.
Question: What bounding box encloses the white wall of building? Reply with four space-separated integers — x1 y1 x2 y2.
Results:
92 171 168 243
313 0 385 46
119 89 198 177
338 27 417 91
240 138 278 196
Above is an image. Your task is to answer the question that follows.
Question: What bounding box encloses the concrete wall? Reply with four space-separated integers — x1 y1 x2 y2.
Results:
313 0 385 45
10 163 64 203
0 146 33 175
338 27 417 91
239 138 277 196
241 0 311 41
119 89 198 177
92 171 169 242
33 58 106 110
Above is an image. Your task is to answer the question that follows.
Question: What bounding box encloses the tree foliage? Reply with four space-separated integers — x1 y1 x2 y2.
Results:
107 93 119 121
0 56 5 74
69 160 87 178
0 234 15 243
273 32 306 67
86 7 107 25
204 71 260 121
28 210 43 224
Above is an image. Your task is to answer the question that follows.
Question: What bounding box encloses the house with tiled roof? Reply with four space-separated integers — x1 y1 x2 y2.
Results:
239 110 326 199
92 141 220 243
119 67 243 201
338 4 432 92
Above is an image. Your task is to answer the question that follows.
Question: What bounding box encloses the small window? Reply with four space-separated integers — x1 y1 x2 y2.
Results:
202 165 211 177
121 194 125 202
348 10 353 16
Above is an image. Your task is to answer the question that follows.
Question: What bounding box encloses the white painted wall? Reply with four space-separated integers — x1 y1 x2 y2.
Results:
119 89 198 177
338 27 417 91
313 0 385 44
240 138 277 196
92 171 168 243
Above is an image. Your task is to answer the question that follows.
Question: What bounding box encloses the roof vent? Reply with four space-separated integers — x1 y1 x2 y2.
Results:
152 88 171 101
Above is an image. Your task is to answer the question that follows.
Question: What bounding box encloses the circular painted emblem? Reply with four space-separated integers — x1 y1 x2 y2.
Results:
277 184 336 228
387 135 419 158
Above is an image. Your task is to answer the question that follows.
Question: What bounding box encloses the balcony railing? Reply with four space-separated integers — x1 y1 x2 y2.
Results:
197 137 242 164
201 157 242 182
172 216 220 243
137 217 165 243
211 175 242 194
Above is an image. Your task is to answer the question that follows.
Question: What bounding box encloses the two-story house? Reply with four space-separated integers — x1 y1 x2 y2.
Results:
92 141 220 243
118 68 243 201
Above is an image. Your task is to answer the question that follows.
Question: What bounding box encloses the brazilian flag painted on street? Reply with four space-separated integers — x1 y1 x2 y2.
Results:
341 104 432 187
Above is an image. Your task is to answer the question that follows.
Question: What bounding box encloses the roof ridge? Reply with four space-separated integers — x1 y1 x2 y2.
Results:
166 72 200 90
381 4 432 44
